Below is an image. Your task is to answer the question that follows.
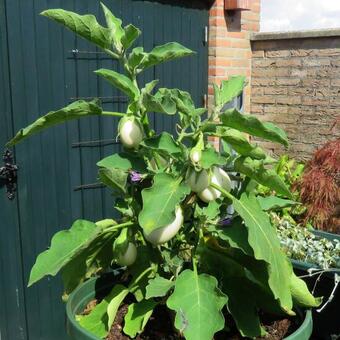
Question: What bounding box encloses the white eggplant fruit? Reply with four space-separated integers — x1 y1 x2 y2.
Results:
119 116 143 148
144 207 184 245
198 167 231 203
117 242 137 266
186 168 210 193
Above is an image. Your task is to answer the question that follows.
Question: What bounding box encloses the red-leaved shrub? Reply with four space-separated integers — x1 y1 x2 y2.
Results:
298 139 340 233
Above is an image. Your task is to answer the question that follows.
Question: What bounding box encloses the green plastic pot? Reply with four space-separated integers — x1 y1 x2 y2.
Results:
291 230 340 340
66 275 313 340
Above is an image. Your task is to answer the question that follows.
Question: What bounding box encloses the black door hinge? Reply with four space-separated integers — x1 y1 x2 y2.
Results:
0 149 18 200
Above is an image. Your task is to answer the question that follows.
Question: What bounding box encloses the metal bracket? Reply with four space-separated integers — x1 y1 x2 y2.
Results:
203 26 208 45
0 149 18 200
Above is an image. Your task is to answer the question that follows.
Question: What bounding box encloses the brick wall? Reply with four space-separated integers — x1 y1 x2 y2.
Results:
251 31 340 160
208 0 261 112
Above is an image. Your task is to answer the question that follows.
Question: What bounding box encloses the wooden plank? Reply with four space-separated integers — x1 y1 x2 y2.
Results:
0 1 28 339
2 1 209 339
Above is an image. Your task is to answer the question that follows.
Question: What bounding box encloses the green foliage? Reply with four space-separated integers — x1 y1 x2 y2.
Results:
145 275 174 299
95 68 140 100
200 147 228 169
221 108 289 146
107 285 130 329
256 155 307 221
10 5 319 340
167 269 227 340
213 76 246 109
230 193 294 311
137 42 194 70
141 132 182 156
78 284 127 338
123 300 157 337
41 9 114 51
257 196 300 211
138 173 190 235
28 220 106 287
7 100 103 146
234 156 292 198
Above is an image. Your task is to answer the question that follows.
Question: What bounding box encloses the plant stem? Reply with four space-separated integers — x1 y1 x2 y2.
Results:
104 49 120 59
128 266 155 291
192 257 198 275
210 183 235 201
102 111 125 117
103 221 135 233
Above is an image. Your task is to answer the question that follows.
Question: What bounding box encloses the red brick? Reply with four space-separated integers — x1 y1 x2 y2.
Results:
208 68 226 76
210 39 232 48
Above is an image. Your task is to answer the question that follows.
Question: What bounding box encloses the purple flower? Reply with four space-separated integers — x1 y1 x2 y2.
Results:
130 170 142 183
219 217 232 226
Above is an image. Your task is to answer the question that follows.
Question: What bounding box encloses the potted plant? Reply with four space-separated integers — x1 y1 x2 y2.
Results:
7 4 321 339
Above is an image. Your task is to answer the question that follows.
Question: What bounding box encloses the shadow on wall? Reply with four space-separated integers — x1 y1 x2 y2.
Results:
225 11 242 31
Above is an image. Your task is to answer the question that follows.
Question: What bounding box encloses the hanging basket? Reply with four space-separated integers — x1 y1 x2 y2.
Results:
224 0 251 11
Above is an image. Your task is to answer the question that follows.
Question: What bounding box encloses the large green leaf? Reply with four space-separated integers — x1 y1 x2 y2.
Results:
221 128 267 160
128 47 147 73
98 168 127 192
41 9 112 51
225 277 267 337
213 217 253 255
123 299 157 338
7 100 102 146
221 109 288 147
61 229 116 296
158 88 195 115
100 2 124 52
28 220 102 286
257 196 300 211
214 76 246 108
141 132 182 156
200 147 228 169
60 220 117 297
142 91 177 115
230 193 294 312
234 157 292 198
140 42 194 70
94 68 139 100
203 125 267 160
145 275 174 299
167 269 227 340
107 285 129 329
128 246 160 302
78 284 127 338
97 152 146 173
290 273 321 308
121 24 141 50
138 173 190 235
197 243 269 338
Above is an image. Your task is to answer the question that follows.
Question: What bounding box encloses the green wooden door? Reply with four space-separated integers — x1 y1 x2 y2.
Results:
0 1 208 339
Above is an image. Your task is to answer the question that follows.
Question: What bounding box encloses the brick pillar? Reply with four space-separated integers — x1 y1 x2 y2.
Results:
208 0 261 112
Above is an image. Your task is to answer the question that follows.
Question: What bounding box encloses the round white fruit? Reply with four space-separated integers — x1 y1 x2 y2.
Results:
198 167 231 203
186 168 210 193
190 150 201 164
144 207 183 245
119 117 143 148
117 242 137 266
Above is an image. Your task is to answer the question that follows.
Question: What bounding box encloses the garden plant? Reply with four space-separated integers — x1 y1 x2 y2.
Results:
7 4 322 339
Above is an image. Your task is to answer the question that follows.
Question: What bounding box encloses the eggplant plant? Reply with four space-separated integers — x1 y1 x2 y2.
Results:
7 4 321 339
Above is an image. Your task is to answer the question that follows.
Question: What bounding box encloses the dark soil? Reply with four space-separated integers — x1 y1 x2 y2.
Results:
82 299 297 340
106 303 179 340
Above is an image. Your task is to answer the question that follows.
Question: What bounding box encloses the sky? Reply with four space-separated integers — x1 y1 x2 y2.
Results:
261 0 340 32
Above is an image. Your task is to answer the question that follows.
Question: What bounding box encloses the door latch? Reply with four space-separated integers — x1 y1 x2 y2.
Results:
0 149 18 200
